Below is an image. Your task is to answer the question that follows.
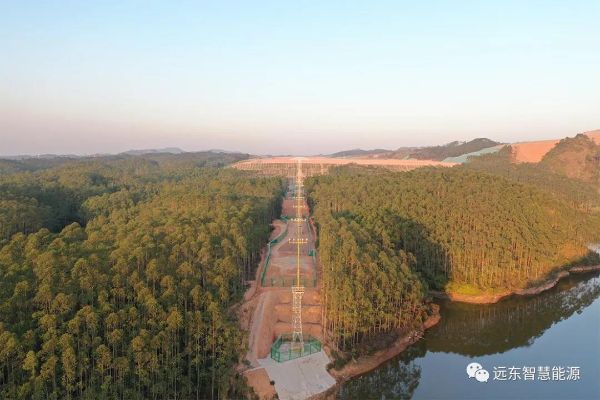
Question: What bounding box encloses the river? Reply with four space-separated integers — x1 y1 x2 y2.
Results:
338 272 600 399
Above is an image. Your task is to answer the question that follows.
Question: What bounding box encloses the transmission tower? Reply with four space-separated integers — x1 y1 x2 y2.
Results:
288 160 307 353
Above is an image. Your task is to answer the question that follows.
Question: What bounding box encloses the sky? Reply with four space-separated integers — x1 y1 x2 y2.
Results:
1 0 600 156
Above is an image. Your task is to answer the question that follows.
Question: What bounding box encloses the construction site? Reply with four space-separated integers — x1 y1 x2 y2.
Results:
235 131 600 399
238 159 336 400
235 152 460 399
232 156 457 177
235 155 478 399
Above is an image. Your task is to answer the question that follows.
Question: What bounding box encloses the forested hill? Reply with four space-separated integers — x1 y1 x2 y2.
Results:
329 138 500 161
0 151 251 176
540 134 600 183
465 145 600 212
1 149 598 396
328 148 393 158
0 152 253 243
0 157 79 175
0 156 283 399
306 167 600 349
407 138 500 160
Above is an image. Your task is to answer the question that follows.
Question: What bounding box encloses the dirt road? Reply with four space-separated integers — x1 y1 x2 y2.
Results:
239 187 330 399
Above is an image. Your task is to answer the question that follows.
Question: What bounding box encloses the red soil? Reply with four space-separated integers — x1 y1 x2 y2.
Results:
243 368 277 400
511 139 560 163
240 186 324 382
264 219 316 284
234 130 600 169
280 196 297 217
585 130 600 145
511 130 600 163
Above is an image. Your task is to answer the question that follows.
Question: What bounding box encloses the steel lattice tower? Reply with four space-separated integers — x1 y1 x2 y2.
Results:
289 160 307 353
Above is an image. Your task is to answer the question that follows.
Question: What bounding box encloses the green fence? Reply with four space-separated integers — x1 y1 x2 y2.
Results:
310 249 318 281
259 243 272 287
271 224 289 244
260 212 319 288
260 223 289 286
270 334 322 362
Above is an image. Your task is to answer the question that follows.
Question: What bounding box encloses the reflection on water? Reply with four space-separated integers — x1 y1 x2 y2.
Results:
339 272 600 400
338 345 426 400
428 272 600 357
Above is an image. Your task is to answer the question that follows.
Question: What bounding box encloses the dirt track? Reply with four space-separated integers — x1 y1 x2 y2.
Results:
240 187 326 399
244 192 321 363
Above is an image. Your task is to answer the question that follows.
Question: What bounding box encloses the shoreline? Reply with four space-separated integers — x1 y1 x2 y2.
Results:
243 218 599 398
325 264 600 392
327 311 441 384
430 264 600 304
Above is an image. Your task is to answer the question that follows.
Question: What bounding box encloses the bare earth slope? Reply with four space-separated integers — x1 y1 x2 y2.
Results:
239 192 334 399
512 130 600 163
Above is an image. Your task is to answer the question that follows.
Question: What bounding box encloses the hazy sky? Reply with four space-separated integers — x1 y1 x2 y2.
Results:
2 1 600 156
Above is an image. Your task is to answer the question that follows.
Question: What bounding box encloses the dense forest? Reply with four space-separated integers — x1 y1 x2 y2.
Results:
1 145 599 397
0 154 282 399
328 148 393 158
540 134 600 183
307 166 600 349
0 151 250 176
330 138 500 161
466 140 600 212
0 152 251 242
407 138 500 161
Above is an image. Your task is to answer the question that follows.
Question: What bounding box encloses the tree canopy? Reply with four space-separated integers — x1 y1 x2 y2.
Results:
0 155 282 399
307 166 600 349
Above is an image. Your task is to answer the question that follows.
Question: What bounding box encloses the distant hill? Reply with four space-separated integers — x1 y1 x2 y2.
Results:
2 154 80 160
328 131 600 165
137 151 251 168
329 148 392 158
442 144 505 163
120 147 185 156
0 159 34 174
510 129 600 163
207 148 243 154
367 147 415 159
330 138 501 162
408 138 501 161
586 129 600 145
0 150 252 175
465 132 600 211
0 156 80 174
540 134 600 182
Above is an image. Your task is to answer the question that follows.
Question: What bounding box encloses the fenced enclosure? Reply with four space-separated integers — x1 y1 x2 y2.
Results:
259 223 289 286
260 218 319 288
270 334 322 362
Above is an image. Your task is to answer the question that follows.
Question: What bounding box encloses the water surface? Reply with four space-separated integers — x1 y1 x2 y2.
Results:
339 272 600 399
